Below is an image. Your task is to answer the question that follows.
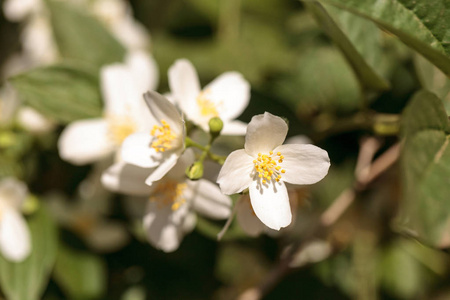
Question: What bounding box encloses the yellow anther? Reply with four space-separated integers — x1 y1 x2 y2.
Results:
197 90 219 117
150 120 177 152
149 181 187 211
253 150 286 184
108 115 136 144
281 169 286 173
280 155 284 160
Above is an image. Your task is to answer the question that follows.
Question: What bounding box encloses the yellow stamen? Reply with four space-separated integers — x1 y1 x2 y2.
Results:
197 89 219 117
253 150 286 184
108 115 136 144
149 181 187 211
151 120 177 152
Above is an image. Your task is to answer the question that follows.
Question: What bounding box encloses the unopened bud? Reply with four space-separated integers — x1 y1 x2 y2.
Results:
186 161 204 180
209 117 223 136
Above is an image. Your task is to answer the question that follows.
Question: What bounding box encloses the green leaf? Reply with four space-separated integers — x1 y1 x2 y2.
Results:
401 90 449 137
48 0 125 69
398 90 450 247
0 206 58 300
317 0 450 76
305 1 390 91
10 64 103 124
414 53 450 114
53 244 106 300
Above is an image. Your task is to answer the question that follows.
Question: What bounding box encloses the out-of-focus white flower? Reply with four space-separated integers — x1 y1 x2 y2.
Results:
119 91 185 186
168 59 250 135
18 106 56 134
58 50 159 165
107 149 231 252
2 0 42 22
217 112 330 230
0 178 31 262
91 0 151 51
21 16 59 65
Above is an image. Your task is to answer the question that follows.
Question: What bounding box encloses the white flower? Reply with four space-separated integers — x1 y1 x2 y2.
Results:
0 178 31 262
58 50 159 165
217 112 330 230
18 106 56 134
168 59 250 135
119 91 185 186
103 149 231 252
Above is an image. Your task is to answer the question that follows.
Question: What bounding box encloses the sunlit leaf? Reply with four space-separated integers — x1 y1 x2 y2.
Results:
414 53 450 114
398 90 450 247
9 64 102 124
317 0 450 76
0 206 58 300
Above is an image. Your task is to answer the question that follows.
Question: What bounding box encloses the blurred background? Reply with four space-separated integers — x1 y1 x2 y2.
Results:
1 0 450 299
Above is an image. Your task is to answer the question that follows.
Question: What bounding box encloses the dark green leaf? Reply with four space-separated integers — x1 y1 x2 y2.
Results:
305 1 390 91
53 244 106 300
48 0 125 69
10 64 102 124
0 206 58 300
318 0 450 76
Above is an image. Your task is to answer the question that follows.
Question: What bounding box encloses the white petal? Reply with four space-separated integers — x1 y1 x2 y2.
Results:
236 195 265 237
203 72 250 121
245 112 288 156
109 18 151 51
186 179 231 220
0 178 27 210
143 202 188 252
0 208 31 262
3 0 38 21
58 119 115 165
249 180 291 230
145 151 181 186
101 162 153 196
182 212 197 233
221 120 247 136
121 133 162 168
17 107 55 134
168 59 201 120
166 149 195 180
101 64 140 116
143 91 184 135
125 50 159 93
217 149 254 195
275 144 330 185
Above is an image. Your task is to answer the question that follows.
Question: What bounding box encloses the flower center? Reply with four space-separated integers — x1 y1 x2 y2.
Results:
149 180 187 211
253 151 286 184
108 115 136 145
150 120 177 152
196 90 219 117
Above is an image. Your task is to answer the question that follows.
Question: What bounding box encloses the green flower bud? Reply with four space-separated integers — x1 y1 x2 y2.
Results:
208 117 223 136
186 161 204 180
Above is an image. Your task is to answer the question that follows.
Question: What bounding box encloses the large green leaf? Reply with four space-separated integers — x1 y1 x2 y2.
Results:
9 64 103 124
398 90 450 247
0 206 58 300
414 53 450 114
305 1 390 91
317 0 450 76
53 244 106 300
48 0 125 68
